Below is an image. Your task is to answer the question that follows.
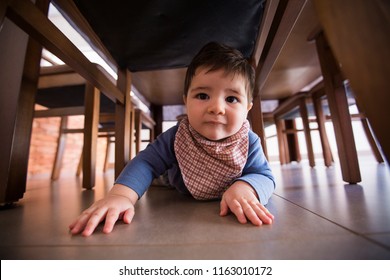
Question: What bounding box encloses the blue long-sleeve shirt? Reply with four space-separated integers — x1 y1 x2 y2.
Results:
115 124 275 205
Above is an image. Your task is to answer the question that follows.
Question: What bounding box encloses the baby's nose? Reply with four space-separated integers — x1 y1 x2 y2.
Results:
208 99 225 115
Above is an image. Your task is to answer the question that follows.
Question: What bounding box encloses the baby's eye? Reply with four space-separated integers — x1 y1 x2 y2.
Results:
226 96 239 103
196 93 209 100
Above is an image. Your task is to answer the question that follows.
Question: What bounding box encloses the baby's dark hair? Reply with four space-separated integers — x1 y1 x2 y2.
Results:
184 42 255 101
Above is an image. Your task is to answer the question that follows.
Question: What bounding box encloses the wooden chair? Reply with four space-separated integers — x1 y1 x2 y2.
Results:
102 108 156 172
319 81 384 164
75 112 116 176
133 108 156 155
272 90 333 168
272 81 383 168
36 65 157 180
35 64 116 185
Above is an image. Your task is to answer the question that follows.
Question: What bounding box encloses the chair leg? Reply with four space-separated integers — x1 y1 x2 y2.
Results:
285 119 301 162
82 83 100 189
299 99 315 167
312 94 334 167
115 69 133 178
315 31 361 183
360 117 385 163
134 109 142 154
103 136 114 172
0 0 49 204
248 95 269 159
353 102 384 163
275 118 288 164
76 150 82 177
51 116 68 180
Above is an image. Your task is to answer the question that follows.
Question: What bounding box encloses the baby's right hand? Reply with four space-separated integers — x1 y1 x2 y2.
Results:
69 184 138 236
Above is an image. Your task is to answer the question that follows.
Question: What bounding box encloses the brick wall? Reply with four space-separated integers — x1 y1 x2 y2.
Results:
27 105 112 178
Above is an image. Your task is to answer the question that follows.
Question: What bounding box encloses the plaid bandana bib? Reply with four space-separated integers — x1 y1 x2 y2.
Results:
174 117 249 200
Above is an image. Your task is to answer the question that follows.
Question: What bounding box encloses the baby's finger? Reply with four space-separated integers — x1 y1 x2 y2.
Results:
102 208 120 234
69 207 97 234
81 207 108 236
228 199 247 224
241 199 263 226
123 208 136 224
219 199 229 216
256 204 275 223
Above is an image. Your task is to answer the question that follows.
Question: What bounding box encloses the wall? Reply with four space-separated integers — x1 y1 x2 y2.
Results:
27 106 111 178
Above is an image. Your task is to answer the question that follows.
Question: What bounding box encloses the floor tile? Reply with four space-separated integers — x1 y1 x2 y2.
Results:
271 159 390 236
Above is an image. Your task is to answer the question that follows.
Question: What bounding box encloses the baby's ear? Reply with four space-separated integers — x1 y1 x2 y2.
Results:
247 102 253 111
183 95 187 105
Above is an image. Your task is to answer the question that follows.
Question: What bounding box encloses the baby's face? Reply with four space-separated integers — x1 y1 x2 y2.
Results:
184 67 252 141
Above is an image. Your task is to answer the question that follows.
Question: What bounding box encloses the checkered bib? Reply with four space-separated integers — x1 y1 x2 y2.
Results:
174 117 249 200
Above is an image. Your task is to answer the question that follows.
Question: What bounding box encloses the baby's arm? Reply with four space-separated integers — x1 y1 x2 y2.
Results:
69 184 138 236
69 126 178 236
220 181 274 226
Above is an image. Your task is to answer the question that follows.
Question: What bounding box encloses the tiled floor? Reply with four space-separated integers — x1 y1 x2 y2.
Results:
1 154 390 259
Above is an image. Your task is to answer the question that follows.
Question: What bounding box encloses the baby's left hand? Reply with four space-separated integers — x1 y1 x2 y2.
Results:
220 181 274 226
